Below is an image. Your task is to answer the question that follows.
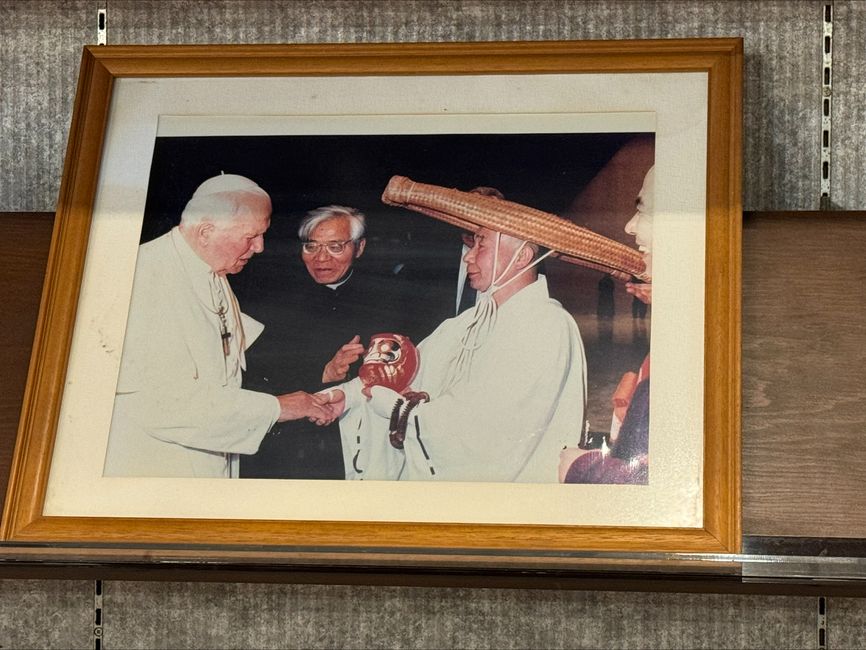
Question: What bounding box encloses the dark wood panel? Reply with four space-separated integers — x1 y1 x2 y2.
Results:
742 212 866 537
0 213 53 510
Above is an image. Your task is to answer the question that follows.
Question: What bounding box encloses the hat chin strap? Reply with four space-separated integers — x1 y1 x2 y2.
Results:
443 234 554 392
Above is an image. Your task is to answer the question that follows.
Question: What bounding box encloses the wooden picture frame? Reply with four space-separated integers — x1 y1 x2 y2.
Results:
1 39 742 561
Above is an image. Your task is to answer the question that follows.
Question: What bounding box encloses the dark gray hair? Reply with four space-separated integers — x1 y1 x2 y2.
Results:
298 205 366 241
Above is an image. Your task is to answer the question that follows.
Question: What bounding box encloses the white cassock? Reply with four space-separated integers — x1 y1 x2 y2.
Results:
103 227 280 478
339 275 586 483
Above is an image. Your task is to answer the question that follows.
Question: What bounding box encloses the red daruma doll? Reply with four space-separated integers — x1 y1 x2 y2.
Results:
358 333 419 394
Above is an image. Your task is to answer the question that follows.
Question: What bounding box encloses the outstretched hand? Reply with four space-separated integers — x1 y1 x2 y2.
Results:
322 335 366 383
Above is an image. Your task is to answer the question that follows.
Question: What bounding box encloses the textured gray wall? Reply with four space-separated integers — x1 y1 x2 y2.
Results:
9 578 866 649
2 1 866 648
1 0 864 211
102 582 820 650
827 598 866 649
0 579 93 649
830 2 866 208
0 0 99 214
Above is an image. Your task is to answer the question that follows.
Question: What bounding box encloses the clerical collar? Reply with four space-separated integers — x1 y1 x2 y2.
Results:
325 270 353 290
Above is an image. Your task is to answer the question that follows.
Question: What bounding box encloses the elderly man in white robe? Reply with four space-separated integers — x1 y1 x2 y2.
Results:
103 174 333 478
323 177 647 483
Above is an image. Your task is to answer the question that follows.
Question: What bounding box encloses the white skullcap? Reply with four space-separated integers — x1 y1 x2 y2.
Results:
191 173 268 198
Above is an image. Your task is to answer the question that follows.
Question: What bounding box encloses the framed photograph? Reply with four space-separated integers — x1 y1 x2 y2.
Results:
1 40 741 561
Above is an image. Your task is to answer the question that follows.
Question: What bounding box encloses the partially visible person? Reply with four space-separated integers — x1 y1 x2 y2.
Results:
624 165 654 307
103 174 333 478
560 165 654 485
241 205 408 479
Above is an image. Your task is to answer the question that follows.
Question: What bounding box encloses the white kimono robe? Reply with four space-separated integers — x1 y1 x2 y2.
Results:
340 275 586 483
103 228 279 478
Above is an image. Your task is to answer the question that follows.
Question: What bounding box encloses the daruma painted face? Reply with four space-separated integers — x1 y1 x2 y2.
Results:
358 333 419 394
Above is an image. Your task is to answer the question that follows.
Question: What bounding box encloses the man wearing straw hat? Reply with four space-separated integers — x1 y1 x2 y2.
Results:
103 173 334 478
324 176 647 483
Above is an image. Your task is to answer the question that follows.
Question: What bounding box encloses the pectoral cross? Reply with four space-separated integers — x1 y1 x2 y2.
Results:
217 305 232 357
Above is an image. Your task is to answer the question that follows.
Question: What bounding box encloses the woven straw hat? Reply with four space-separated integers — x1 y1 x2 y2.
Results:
381 175 649 282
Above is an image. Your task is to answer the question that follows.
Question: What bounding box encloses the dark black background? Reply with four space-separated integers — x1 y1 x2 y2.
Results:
141 132 636 245
141 132 637 322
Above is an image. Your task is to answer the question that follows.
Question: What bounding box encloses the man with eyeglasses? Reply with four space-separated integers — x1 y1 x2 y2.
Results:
241 205 408 480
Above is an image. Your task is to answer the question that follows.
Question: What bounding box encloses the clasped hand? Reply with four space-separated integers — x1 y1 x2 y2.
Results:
276 391 339 425
305 384 427 424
